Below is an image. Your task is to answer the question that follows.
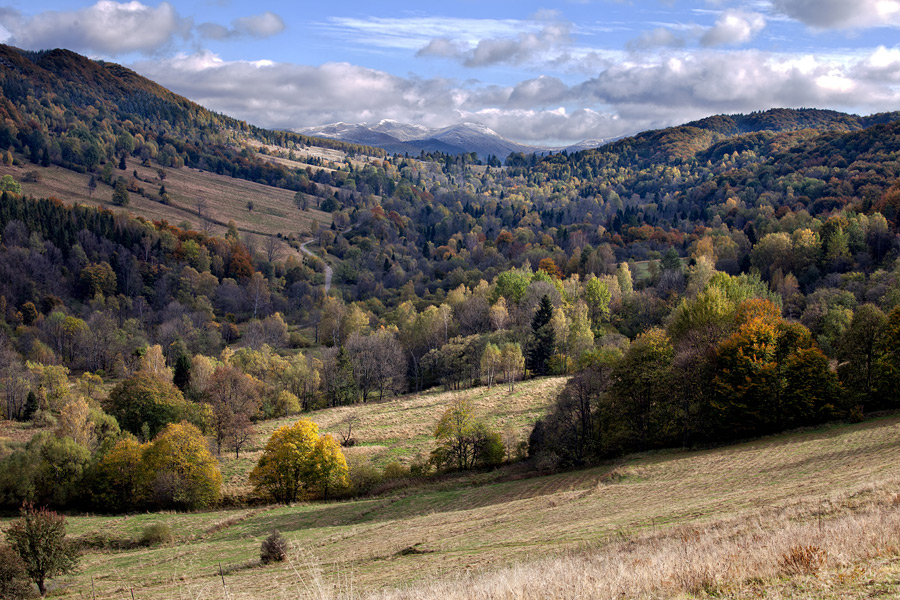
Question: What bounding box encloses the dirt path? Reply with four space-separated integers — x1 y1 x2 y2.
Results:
299 239 333 292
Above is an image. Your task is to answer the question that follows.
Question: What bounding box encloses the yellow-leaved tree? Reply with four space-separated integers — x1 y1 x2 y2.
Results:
143 422 223 510
250 419 348 502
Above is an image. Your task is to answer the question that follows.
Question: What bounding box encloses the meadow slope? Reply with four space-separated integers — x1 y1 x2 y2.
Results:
24 409 900 599
0 155 332 241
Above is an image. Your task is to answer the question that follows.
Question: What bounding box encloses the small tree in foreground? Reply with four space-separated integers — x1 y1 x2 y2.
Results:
5 504 78 596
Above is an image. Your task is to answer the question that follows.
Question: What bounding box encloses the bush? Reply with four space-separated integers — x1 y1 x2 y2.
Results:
273 391 301 417
249 420 348 502
347 458 382 496
143 422 222 510
0 545 34 599
139 523 173 546
382 461 407 480
106 373 206 439
260 530 287 564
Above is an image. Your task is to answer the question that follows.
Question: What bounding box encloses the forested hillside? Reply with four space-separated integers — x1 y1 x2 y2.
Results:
1 45 900 518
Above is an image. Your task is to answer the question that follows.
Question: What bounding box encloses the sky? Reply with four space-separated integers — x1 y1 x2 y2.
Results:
1 1 899 145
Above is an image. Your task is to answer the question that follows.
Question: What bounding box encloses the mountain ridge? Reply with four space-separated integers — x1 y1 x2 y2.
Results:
293 120 617 159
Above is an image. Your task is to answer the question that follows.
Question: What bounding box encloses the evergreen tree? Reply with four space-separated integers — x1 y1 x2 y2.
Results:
172 351 192 393
527 295 555 376
112 178 129 206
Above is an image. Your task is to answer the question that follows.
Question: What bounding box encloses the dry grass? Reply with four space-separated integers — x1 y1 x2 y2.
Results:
0 155 331 242
25 413 900 599
368 484 900 600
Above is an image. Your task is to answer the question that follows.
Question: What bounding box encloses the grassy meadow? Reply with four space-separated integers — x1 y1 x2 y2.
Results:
0 155 332 243
219 376 568 498
6 393 900 599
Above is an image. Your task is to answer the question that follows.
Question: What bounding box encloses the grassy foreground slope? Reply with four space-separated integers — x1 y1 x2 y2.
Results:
29 410 900 599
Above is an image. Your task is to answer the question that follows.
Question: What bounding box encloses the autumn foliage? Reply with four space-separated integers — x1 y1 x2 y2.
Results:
250 419 349 502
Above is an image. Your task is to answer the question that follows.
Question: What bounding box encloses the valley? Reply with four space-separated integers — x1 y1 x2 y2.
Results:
0 36 900 600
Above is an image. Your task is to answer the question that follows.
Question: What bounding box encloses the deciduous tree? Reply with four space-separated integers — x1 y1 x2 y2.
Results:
5 504 78 596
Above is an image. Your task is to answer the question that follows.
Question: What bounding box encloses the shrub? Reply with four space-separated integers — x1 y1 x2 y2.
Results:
0 544 34 599
260 530 287 564
142 422 222 510
250 419 348 502
273 391 301 417
779 544 827 575
382 461 407 480
347 458 382 496
106 373 206 439
139 523 173 546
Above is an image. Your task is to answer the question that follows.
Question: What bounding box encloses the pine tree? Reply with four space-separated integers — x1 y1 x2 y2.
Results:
526 295 555 376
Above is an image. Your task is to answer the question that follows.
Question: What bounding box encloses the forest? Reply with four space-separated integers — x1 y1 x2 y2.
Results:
1 44 900 517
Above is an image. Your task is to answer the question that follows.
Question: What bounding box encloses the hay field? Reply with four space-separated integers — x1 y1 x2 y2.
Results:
218 376 568 497
0 156 331 241
28 411 900 599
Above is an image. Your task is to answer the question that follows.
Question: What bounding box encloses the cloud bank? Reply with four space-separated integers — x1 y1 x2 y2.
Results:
0 1 191 55
771 0 900 30
0 1 285 56
135 46 900 144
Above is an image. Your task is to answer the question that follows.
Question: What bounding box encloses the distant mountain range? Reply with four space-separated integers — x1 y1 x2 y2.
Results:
294 120 615 159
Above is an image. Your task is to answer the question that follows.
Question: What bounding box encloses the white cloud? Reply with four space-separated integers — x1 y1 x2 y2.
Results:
322 16 536 51
464 22 571 67
701 10 766 46
771 0 900 29
328 15 572 67
0 1 191 56
132 46 900 146
626 27 688 50
199 11 285 40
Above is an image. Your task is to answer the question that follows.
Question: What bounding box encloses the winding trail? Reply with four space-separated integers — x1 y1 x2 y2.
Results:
299 239 333 292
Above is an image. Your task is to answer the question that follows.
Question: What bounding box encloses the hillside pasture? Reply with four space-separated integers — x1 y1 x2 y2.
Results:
0 156 332 242
26 412 900 599
217 376 568 497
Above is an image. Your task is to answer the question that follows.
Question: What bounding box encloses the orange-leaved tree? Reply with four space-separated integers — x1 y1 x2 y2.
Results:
712 299 840 439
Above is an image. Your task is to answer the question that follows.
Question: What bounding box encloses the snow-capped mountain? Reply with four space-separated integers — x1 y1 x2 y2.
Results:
294 120 612 159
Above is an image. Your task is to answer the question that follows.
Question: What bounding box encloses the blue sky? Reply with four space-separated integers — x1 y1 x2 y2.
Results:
1 0 899 144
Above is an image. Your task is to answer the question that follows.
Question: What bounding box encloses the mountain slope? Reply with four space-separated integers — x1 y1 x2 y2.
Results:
0 44 384 193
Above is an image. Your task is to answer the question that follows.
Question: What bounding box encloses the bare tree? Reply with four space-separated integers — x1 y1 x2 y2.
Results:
338 414 358 447
207 366 261 458
197 198 213 235
245 272 271 319
346 330 405 403
263 236 283 263
242 232 260 259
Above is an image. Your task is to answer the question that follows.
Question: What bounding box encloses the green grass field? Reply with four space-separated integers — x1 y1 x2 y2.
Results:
218 376 568 497
7 396 900 599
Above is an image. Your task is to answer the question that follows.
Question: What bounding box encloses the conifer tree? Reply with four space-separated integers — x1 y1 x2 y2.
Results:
527 295 555 376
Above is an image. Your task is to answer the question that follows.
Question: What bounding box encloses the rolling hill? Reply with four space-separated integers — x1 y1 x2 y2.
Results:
17 394 900 599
